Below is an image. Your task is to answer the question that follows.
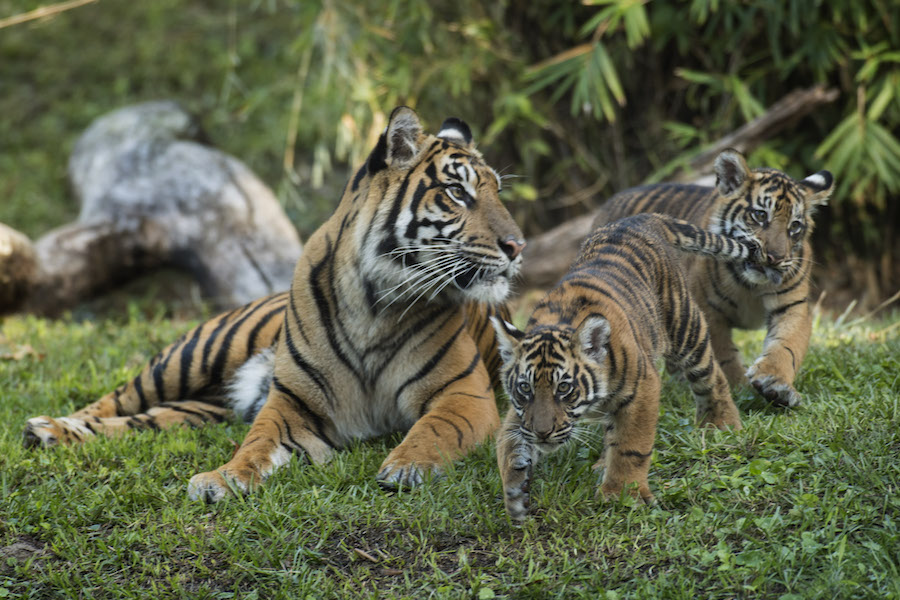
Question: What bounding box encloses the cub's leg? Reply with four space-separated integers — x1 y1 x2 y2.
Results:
668 303 742 430
376 364 500 488
496 405 538 522
746 293 811 408
23 401 233 448
597 371 660 503
704 311 746 387
187 386 336 503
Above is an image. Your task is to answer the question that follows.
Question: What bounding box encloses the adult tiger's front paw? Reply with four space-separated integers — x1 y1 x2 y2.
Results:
746 368 802 408
375 451 441 489
23 416 93 448
187 469 251 503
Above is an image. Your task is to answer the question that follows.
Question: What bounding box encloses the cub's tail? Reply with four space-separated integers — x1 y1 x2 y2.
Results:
649 214 759 263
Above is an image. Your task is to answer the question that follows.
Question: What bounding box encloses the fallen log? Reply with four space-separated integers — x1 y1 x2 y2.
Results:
1 101 303 316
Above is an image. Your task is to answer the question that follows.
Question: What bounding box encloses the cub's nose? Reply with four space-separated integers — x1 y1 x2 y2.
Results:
766 250 784 265
500 236 526 260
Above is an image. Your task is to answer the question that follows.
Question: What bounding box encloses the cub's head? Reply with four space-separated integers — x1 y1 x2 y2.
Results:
358 107 524 307
491 316 612 453
713 149 834 286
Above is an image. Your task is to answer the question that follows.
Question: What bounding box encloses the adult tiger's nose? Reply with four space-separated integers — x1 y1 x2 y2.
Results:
500 236 526 260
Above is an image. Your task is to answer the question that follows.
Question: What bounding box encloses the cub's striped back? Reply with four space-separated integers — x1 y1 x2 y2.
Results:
593 149 834 407
492 213 750 521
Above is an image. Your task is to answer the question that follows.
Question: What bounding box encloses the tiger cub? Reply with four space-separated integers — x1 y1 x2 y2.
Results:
24 107 525 502
593 150 834 407
492 213 757 521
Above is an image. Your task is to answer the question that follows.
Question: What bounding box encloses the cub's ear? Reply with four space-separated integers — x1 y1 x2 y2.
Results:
437 117 474 148
367 106 423 173
800 170 834 207
490 316 523 364
575 315 610 364
714 149 752 199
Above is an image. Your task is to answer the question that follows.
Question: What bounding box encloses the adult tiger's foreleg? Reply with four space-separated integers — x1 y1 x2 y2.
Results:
186 388 335 503
376 365 500 488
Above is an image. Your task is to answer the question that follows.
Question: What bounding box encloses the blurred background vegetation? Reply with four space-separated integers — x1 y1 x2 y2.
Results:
1 0 898 310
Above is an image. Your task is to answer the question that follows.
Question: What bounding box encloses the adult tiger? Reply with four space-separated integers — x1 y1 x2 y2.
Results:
23 107 525 502
491 214 756 521
592 150 834 407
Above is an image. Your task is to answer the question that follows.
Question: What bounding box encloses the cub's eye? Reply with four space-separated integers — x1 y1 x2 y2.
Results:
750 208 768 224
445 184 468 204
788 220 804 236
556 381 572 396
515 381 532 397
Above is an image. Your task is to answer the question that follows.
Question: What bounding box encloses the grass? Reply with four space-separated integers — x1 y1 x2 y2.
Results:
1 308 899 599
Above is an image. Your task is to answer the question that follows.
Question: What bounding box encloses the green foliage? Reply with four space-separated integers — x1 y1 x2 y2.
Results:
2 311 899 598
1 0 897 295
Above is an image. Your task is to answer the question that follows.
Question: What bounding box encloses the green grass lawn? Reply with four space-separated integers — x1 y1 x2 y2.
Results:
1 308 899 599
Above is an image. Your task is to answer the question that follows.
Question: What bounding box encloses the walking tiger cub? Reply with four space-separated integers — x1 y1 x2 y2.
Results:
24 107 525 502
492 214 758 522
593 150 834 407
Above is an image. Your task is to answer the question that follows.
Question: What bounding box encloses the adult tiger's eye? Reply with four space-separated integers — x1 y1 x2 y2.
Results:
556 381 572 395
445 184 467 204
516 380 532 396
751 208 768 224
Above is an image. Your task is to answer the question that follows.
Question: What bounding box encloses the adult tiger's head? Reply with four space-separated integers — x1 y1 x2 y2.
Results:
712 149 834 286
357 107 525 308
491 316 611 453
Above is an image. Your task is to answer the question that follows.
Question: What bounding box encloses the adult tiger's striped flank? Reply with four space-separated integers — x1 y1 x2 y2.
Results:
24 107 525 502
492 214 752 522
593 149 834 407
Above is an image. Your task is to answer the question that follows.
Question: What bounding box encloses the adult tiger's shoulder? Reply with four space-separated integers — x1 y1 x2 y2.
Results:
492 213 752 522
24 107 525 503
593 149 834 407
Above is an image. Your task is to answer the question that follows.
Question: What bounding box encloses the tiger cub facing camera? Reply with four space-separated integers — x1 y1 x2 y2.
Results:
24 107 525 502
492 214 758 522
593 150 834 407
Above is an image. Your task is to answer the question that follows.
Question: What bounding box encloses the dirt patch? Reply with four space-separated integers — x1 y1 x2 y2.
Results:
0 535 51 573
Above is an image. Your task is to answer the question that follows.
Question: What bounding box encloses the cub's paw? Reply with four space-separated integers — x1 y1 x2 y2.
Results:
598 481 655 506
747 372 802 408
187 470 250 503
502 452 534 523
23 416 93 448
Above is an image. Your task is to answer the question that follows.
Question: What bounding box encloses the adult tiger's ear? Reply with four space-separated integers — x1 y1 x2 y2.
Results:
714 149 752 199
490 316 523 364
574 315 610 364
367 106 423 173
799 170 834 207
437 117 474 148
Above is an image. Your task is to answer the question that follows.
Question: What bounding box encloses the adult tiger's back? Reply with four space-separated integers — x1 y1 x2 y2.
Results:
593 150 834 407
24 107 525 503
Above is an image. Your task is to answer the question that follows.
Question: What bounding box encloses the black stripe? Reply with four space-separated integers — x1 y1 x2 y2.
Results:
426 415 464 447
769 299 807 320
395 320 467 404
245 299 288 356
420 352 484 417
272 377 336 448
177 324 206 401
